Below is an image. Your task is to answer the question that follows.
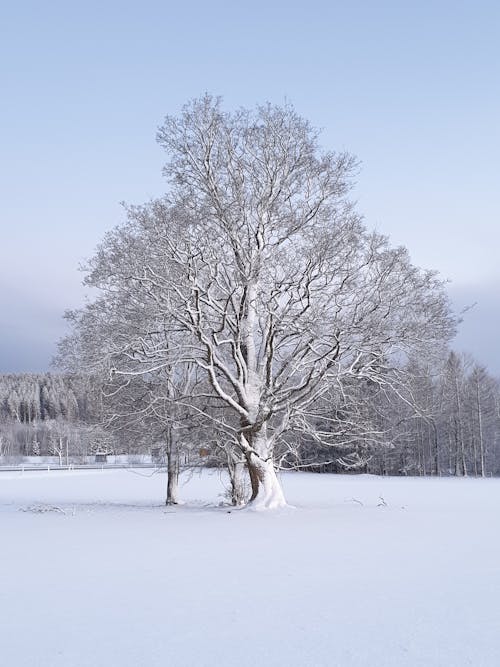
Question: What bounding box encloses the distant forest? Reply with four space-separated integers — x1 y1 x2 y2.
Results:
0 373 92 423
0 374 118 462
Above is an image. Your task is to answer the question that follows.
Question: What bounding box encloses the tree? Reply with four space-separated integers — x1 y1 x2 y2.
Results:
71 95 455 508
464 363 498 477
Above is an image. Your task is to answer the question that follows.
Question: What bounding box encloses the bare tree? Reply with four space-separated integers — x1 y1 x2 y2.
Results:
466 363 498 478
75 96 455 508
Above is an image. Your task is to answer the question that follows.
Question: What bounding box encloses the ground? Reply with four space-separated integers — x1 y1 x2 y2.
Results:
0 468 499 667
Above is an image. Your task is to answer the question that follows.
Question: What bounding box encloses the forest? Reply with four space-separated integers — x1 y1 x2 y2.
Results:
1 348 498 480
0 374 115 463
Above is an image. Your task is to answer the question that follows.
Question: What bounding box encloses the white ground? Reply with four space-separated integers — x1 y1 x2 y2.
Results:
1 469 499 667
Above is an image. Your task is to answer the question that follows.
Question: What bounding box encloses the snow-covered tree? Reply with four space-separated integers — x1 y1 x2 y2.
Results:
71 95 455 508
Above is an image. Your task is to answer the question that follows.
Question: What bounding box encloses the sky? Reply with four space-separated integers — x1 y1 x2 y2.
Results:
0 0 499 374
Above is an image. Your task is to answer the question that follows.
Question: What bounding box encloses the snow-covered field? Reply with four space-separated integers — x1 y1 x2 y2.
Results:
1 469 499 667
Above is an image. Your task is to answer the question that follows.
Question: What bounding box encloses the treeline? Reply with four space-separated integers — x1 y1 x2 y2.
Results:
0 374 116 460
2 355 498 476
374 353 500 477
298 352 500 478
0 373 91 423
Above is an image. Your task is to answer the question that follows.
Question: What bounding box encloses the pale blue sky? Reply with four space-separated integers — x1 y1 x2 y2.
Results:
0 0 499 373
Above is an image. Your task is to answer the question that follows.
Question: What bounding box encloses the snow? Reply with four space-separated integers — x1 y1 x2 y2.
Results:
1 469 499 666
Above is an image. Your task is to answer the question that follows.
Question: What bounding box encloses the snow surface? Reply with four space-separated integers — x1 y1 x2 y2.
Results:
1 468 499 666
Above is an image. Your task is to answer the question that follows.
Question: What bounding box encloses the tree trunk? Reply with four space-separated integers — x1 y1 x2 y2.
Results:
430 419 439 476
454 378 467 477
230 459 247 506
227 448 247 506
471 407 478 477
165 427 179 505
476 381 486 478
243 426 286 510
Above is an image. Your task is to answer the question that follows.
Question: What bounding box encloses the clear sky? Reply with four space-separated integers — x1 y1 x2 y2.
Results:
1 0 499 374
